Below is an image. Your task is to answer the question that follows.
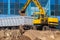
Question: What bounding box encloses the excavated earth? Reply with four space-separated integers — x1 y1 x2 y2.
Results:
0 29 60 40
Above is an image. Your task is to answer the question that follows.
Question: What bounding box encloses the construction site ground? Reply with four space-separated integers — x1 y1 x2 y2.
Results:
0 29 60 40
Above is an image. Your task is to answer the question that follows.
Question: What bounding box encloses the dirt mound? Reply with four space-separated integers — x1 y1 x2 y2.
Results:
0 29 60 40
19 35 31 40
0 29 21 40
23 30 60 40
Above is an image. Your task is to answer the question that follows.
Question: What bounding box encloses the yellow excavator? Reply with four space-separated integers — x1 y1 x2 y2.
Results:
20 0 59 30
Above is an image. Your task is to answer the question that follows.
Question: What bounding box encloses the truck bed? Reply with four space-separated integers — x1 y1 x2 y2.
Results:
0 16 33 27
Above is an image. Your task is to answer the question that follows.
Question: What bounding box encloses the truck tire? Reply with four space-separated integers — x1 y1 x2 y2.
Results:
32 26 37 30
42 26 50 30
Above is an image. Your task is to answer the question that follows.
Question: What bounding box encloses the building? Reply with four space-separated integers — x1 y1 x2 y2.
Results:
0 0 60 16
51 0 60 16
0 0 21 15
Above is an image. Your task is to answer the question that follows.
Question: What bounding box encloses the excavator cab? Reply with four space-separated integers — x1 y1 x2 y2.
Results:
33 12 40 19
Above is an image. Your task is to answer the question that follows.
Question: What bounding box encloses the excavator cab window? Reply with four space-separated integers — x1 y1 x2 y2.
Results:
34 14 40 19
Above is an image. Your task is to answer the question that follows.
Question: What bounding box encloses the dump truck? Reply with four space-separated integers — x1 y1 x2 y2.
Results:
0 16 33 30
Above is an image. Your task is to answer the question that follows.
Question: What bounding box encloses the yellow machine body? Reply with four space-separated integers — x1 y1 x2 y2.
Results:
33 12 58 26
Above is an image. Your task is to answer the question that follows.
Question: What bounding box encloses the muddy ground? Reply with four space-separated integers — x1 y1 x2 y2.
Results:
0 29 60 40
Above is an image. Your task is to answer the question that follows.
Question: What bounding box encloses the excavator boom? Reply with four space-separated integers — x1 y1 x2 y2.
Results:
21 0 45 15
21 0 31 13
32 0 45 15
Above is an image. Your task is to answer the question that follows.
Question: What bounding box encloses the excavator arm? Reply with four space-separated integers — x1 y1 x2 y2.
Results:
32 0 45 15
21 0 31 13
21 0 45 15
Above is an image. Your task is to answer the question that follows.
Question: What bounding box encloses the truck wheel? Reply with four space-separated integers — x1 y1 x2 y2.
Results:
43 26 50 30
32 26 37 30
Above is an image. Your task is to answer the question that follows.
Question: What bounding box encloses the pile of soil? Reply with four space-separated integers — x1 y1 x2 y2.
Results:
0 29 60 40
0 29 21 40
23 30 60 40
